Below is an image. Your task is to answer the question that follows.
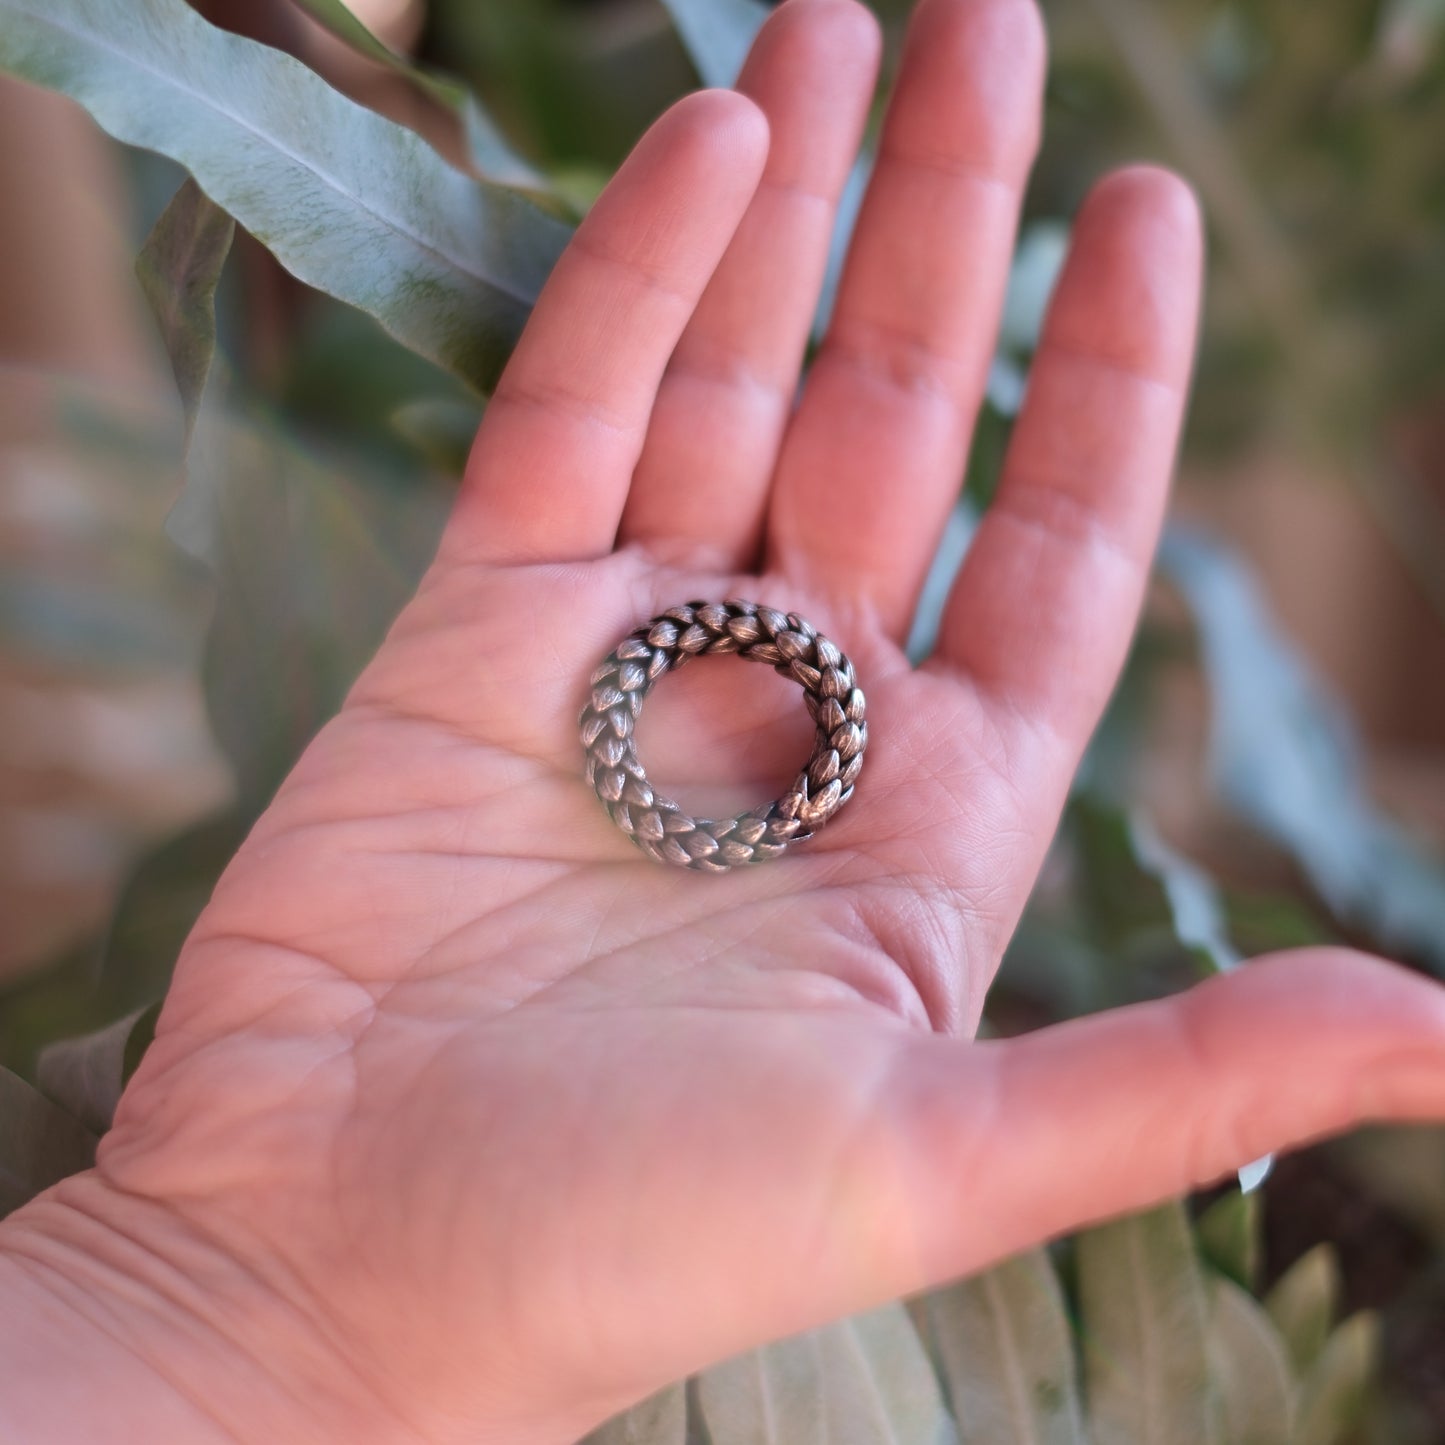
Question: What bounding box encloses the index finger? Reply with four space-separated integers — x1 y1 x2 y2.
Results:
441 91 769 569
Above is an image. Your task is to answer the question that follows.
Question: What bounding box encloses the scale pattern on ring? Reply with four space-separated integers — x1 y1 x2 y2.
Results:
580 600 868 871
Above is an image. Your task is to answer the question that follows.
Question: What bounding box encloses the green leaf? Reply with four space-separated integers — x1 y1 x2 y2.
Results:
0 0 570 393
658 0 875 345
1125 813 1240 974
99 813 246 1010
288 0 548 191
135 177 234 452
1292 1313 1379 1445
35 1003 161 1137
579 1384 686 1445
907 500 978 663
1077 1202 1219 1445
1070 793 1239 975
1205 1279 1296 1445
0 1067 97 1219
389 396 484 477
460 93 553 195
168 413 450 808
814 150 869 327
697 1304 956 1445
996 223 1070 357
659 0 771 87
0 813 244 1078
1160 527 1445 976
920 1249 1087 1444
1263 1247 1340 1376
1195 1192 1261 1292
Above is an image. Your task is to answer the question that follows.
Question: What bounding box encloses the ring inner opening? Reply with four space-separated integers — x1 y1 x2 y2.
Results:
631 652 817 820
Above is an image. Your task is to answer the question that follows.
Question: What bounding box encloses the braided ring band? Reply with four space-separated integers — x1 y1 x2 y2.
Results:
580 600 867 872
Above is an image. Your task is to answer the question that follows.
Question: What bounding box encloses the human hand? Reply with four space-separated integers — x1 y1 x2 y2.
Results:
5 1 1445 1441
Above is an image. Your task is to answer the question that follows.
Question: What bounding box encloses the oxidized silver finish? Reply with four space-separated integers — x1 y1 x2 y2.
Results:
580 600 867 871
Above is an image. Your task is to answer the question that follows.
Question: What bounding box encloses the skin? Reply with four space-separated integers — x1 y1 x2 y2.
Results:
3 0 1445 1440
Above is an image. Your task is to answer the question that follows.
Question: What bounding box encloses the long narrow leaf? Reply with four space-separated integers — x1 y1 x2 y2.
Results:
1161 527 1445 975
35 1004 160 1136
921 1249 1087 1444
0 0 570 392
659 0 876 343
1126 812 1240 973
659 0 771 87
1204 1280 1296 1445
135 177 234 451
168 413 450 807
1077 1203 1219 1445
698 1305 956 1445
1194 1192 1260 1292
0 1067 97 1218
287 0 547 190
1292 1314 1378 1445
1262 1247 1338 1376
1070 794 1239 974
581 1384 686 1445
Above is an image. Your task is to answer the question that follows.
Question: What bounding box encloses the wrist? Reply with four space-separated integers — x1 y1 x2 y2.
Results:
0 1172 423 1445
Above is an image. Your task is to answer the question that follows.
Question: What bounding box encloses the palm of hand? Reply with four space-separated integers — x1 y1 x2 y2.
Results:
63 1 1445 1441
112 551 1025 1430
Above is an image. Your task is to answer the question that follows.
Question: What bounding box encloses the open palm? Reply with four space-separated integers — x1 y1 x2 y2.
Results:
9 1 1445 1442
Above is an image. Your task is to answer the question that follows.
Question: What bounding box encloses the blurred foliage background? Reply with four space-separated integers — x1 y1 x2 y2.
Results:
0 0 1443 1438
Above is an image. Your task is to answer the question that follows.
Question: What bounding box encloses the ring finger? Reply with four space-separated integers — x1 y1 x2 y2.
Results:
766 0 1046 639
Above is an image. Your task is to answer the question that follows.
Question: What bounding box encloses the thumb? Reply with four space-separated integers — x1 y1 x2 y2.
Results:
887 948 1445 1289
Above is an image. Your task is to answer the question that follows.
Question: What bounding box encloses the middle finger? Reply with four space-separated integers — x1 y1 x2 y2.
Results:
618 0 880 570
767 0 1046 639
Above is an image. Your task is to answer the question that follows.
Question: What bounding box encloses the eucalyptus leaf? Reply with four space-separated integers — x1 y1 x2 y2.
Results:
169 412 450 809
98 813 247 1012
1195 1192 1260 1291
580 1384 686 1445
291 0 415 74
1292 1313 1379 1445
1126 812 1240 973
920 1249 1087 1444
1076 1202 1219 1445
698 1304 956 1445
0 1067 97 1219
906 500 978 663
812 145 873 342
390 396 484 476
658 0 875 343
985 356 1028 417
1070 793 1238 975
1160 526 1445 975
997 223 1070 356
658 0 771 87
35 1003 161 1136
1205 1279 1296 1445
289 0 548 191
135 177 234 452
0 0 570 393
0 814 244 1078
461 96 553 195
1262 1246 1339 1376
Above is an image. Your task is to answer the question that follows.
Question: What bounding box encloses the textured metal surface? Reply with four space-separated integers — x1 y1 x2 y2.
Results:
580 600 868 871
